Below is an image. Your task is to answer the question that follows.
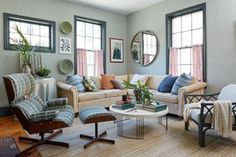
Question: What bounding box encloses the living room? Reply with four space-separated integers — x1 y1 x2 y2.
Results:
0 0 236 156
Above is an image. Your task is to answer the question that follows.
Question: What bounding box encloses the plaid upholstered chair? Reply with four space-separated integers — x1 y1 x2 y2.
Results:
3 73 74 157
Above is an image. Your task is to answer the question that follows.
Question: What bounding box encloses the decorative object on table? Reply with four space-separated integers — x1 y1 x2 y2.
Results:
123 80 153 105
112 99 135 110
142 102 167 112
35 66 51 77
60 37 71 54
58 59 73 74
110 38 124 63
13 26 34 73
60 21 72 34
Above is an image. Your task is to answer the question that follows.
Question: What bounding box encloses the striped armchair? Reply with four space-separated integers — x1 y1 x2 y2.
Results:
3 73 74 157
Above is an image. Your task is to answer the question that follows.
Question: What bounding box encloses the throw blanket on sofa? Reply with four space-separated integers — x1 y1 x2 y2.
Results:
213 101 232 137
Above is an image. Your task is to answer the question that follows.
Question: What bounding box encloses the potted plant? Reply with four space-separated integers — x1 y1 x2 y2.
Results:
13 25 34 73
123 80 153 105
36 66 51 77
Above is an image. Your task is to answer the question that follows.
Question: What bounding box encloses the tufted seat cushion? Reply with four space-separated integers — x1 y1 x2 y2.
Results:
100 89 127 98
78 92 105 102
54 105 74 127
79 107 116 124
150 90 178 104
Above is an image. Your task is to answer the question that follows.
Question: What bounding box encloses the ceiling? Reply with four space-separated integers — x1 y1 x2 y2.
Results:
67 0 165 15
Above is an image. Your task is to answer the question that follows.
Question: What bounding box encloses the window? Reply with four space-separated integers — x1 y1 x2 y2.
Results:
4 13 56 53
166 3 206 81
75 16 106 77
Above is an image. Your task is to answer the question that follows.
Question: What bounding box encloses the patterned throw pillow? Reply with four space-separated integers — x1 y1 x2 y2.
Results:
82 76 99 92
130 74 148 85
171 73 192 95
66 75 86 92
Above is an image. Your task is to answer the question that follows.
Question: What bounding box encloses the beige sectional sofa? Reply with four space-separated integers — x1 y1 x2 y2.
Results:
57 74 207 117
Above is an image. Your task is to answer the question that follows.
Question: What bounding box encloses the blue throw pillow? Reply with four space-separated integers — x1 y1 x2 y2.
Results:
158 75 178 93
66 75 86 92
171 73 192 95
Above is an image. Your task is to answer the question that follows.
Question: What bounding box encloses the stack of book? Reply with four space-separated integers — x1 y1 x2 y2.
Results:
112 100 135 110
142 103 167 112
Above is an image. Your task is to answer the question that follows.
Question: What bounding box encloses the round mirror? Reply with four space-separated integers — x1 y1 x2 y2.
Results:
131 30 159 66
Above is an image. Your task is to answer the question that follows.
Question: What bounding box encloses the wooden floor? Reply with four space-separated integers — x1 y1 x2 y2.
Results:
0 116 41 157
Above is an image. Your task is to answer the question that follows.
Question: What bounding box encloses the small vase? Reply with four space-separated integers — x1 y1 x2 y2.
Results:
133 89 141 103
21 64 31 73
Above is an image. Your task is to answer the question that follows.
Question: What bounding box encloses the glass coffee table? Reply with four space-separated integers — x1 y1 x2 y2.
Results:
110 104 168 139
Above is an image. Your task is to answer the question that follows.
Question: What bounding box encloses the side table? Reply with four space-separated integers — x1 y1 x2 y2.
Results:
34 77 56 102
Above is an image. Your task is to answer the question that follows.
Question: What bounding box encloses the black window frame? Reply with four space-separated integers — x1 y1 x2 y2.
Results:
4 13 56 53
74 15 106 74
166 3 207 81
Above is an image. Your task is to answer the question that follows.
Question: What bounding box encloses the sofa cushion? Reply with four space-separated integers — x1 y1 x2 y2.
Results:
78 92 105 102
130 74 148 85
111 79 125 89
101 74 115 89
90 76 102 90
115 74 128 82
158 75 178 93
171 73 192 95
146 75 167 90
66 75 85 92
100 89 127 98
150 90 178 104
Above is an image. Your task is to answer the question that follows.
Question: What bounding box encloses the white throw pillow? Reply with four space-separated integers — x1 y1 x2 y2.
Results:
130 74 148 85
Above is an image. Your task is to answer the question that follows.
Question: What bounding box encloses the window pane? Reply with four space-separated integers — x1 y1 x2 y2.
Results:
40 26 49 37
192 29 203 45
77 36 85 49
93 24 101 38
77 21 85 36
87 65 95 77
9 21 20 33
192 11 203 29
180 48 191 64
151 35 156 46
87 51 95 64
182 31 191 47
172 17 181 33
180 65 191 74
94 38 101 50
152 46 157 55
40 37 49 47
182 14 191 31
172 33 181 47
31 24 40 35
20 22 30 34
31 35 40 46
9 33 20 44
86 37 93 50
86 23 93 37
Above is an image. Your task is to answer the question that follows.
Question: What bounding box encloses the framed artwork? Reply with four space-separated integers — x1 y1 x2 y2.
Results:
110 38 124 63
132 42 141 63
60 37 71 54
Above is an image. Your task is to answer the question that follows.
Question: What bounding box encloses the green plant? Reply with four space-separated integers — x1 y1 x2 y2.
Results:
36 67 51 77
12 25 33 64
123 80 153 105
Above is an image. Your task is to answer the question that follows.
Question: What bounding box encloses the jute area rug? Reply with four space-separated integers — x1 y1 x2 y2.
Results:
34 117 236 157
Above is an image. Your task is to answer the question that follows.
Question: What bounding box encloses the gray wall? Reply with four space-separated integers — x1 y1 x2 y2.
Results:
0 0 127 107
127 0 236 92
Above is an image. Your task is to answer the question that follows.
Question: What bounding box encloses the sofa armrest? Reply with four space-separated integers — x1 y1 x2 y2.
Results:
177 82 207 117
56 82 79 113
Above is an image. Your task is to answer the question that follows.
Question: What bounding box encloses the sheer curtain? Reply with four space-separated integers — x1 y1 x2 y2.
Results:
169 47 179 76
77 49 87 76
192 44 203 81
94 50 104 76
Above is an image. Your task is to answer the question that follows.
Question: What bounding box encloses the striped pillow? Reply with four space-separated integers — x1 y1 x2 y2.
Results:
66 75 86 92
171 73 192 95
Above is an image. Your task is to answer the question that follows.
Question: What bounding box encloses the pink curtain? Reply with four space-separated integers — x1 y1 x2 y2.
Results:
192 44 203 81
169 47 179 76
77 49 87 76
94 50 104 76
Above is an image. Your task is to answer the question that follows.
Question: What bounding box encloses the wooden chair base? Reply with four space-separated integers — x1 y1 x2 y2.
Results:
80 131 115 149
16 129 69 157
